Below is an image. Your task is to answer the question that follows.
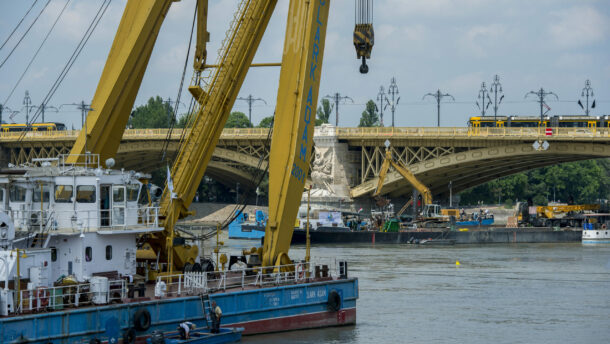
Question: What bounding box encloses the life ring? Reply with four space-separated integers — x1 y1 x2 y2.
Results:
123 328 136 344
327 290 341 312
133 308 152 331
37 288 49 308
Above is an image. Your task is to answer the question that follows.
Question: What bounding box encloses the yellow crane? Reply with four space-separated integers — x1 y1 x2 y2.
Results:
67 0 336 277
373 141 458 221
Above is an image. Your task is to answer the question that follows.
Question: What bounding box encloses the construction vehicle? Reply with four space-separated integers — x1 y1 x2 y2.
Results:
67 0 342 277
374 140 458 226
516 201 601 227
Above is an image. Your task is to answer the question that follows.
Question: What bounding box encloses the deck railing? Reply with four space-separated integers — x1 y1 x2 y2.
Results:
155 262 317 297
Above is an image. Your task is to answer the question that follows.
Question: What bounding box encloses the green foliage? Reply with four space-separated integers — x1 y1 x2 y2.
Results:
458 159 610 205
358 100 380 127
317 99 332 125
504 198 514 209
257 116 274 128
225 111 253 128
176 112 192 128
129 96 173 128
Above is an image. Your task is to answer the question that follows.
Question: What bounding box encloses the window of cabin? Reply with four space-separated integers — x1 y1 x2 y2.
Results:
105 245 112 260
51 247 57 262
33 184 51 202
85 246 92 262
55 185 73 203
127 184 139 202
113 186 125 203
76 185 96 203
9 185 27 202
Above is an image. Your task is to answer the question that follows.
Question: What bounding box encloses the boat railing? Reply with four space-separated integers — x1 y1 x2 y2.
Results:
156 262 315 297
16 279 126 314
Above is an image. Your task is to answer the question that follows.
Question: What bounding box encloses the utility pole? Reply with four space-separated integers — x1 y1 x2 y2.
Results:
386 77 400 127
525 88 558 123
476 82 492 117
376 86 387 126
324 93 353 126
61 101 94 151
36 103 58 123
489 75 504 121
423 89 454 127
237 95 267 124
578 79 595 116
22 91 35 123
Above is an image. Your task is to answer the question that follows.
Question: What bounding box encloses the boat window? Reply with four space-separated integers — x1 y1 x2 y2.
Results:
85 246 92 262
55 185 73 203
113 186 125 202
106 245 112 260
33 184 51 202
9 185 27 202
76 185 96 203
127 184 139 202
51 247 57 262
138 185 150 205
0 188 3 202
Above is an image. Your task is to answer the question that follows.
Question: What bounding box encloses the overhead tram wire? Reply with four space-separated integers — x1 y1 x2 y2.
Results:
17 0 112 143
0 0 39 51
0 0 51 70
161 0 198 163
4 0 72 105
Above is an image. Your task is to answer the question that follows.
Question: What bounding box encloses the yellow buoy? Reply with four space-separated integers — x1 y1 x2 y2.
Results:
455 260 461 266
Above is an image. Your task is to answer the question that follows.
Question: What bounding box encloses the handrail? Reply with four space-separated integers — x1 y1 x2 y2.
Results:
1 127 607 141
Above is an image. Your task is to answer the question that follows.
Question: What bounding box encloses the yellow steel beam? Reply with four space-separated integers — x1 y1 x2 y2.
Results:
262 0 330 268
67 0 174 165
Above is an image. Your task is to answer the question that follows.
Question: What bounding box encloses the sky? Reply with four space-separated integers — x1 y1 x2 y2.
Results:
0 0 609 129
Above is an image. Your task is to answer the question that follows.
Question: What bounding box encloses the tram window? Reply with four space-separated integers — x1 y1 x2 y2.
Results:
127 184 139 202
9 185 27 202
55 185 73 203
106 245 112 260
33 185 51 202
85 247 92 262
76 185 96 203
480 122 495 127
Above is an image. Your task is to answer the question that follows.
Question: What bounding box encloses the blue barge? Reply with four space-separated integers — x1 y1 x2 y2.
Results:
0 276 357 343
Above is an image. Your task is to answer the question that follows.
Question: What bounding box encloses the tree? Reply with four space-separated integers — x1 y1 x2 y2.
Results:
317 99 332 124
358 100 380 127
129 96 173 128
257 116 274 128
225 111 253 128
176 112 192 128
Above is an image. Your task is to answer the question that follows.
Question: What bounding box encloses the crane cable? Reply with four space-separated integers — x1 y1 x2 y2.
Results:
0 0 51 70
0 0 39 51
17 0 111 143
3 0 72 106
160 0 198 163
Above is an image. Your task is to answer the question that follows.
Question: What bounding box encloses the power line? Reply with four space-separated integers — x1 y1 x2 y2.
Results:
525 87 558 122
324 92 353 126
423 89 454 127
237 95 267 123
3 0 72 105
0 0 39 51
578 79 595 116
0 0 51 70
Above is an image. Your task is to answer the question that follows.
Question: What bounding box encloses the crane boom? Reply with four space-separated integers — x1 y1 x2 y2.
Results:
374 148 433 205
67 0 174 164
262 0 330 268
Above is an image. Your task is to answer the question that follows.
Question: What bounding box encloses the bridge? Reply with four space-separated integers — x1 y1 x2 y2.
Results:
1 126 608 198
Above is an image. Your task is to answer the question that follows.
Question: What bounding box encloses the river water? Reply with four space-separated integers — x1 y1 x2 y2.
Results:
222 241 610 344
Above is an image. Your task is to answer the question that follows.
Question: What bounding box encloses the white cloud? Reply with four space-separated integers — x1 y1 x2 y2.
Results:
457 24 506 58
548 6 609 49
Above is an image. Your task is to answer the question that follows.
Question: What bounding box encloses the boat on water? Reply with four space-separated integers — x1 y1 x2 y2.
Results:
582 214 610 244
146 327 244 344
0 155 358 343
227 210 266 240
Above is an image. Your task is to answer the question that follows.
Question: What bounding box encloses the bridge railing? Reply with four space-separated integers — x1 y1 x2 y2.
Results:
336 126 610 138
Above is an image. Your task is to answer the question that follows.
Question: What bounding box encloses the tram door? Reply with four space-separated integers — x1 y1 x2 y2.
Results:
587 121 596 133
100 185 111 227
